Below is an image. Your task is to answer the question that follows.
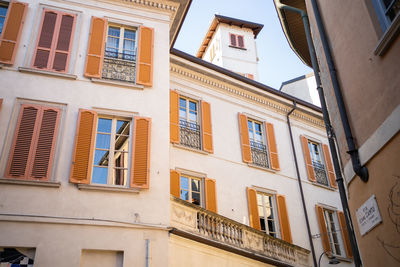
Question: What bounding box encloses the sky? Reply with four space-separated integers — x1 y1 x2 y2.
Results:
174 0 312 89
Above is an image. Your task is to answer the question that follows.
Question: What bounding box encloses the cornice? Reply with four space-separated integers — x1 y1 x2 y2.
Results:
170 64 325 128
120 0 179 12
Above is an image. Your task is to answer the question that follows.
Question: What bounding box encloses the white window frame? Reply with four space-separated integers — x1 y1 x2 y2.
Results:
105 23 138 61
371 0 400 31
179 173 204 207
179 95 200 125
256 191 280 238
323 209 346 257
307 138 330 186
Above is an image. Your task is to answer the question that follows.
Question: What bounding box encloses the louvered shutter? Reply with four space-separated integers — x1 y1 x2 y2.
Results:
170 169 180 198
316 205 331 253
237 35 244 48
131 117 151 189
246 187 261 230
338 211 353 258
300 135 316 182
170 90 180 144
52 14 75 71
266 122 280 170
205 178 217 213
238 113 252 163
277 195 293 243
70 109 97 184
0 1 27 64
136 26 154 86
201 101 213 153
322 144 337 188
229 33 236 46
33 11 57 69
84 17 107 78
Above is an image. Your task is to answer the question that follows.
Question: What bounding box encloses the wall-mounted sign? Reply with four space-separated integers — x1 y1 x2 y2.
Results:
356 195 382 236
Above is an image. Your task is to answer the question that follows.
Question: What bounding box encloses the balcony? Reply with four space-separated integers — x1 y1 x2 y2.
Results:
179 120 201 150
312 161 328 186
102 50 136 83
170 196 311 267
250 141 269 168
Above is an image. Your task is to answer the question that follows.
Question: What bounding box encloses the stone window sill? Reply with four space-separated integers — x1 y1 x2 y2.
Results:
172 143 209 155
374 13 400 56
0 178 61 188
311 181 336 191
247 163 276 173
77 183 139 193
91 78 144 90
228 45 247 50
18 67 77 80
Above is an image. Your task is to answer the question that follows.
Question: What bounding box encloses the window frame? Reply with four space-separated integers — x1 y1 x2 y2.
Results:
322 208 346 258
256 191 281 238
105 23 138 61
371 0 400 31
247 117 270 169
229 33 245 49
179 173 205 208
0 1 8 36
305 137 331 187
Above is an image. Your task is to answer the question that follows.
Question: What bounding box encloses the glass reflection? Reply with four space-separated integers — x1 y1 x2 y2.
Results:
92 167 108 184
94 150 109 166
114 168 127 186
98 118 112 133
116 120 130 135
96 133 111 149
181 177 189 189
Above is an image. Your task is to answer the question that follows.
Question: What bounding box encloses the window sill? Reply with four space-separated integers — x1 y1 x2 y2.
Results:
172 143 209 155
334 255 353 263
374 12 400 56
311 181 336 191
247 163 276 173
228 45 247 50
0 178 61 188
18 67 77 80
91 78 144 90
77 183 139 193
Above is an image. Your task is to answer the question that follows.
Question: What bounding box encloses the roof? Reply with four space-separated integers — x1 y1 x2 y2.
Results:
196 14 264 58
169 0 193 48
171 48 321 112
272 0 312 67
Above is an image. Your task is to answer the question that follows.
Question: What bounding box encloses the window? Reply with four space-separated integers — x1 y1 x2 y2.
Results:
32 9 76 73
247 188 292 243
170 170 217 212
84 17 154 86
0 2 8 35
300 136 337 188
5 104 61 181
170 90 213 153
238 113 279 170
316 205 352 258
371 0 400 31
229 33 245 48
70 110 151 189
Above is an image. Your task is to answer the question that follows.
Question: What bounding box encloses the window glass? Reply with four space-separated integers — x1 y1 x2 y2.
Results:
0 5 7 35
106 26 120 54
123 29 136 58
257 192 278 238
105 25 136 61
180 175 202 207
323 210 345 256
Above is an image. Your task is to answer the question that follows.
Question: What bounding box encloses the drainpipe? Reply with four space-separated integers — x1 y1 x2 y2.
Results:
275 2 363 266
286 101 318 267
145 239 150 267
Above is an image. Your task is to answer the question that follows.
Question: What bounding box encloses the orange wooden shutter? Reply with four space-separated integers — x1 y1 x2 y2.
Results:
201 100 213 153
338 211 353 258
266 122 280 170
170 169 181 198
322 144 337 188
0 1 28 64
246 187 261 230
131 117 151 189
84 17 107 78
205 178 217 213
136 26 154 86
238 113 252 163
277 195 293 243
316 205 331 253
300 135 316 182
70 109 97 184
170 90 180 144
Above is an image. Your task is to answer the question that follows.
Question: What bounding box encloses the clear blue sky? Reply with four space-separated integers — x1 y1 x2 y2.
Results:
174 0 312 89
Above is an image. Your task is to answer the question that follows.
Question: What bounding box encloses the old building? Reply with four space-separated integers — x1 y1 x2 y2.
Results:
273 0 400 266
0 0 353 266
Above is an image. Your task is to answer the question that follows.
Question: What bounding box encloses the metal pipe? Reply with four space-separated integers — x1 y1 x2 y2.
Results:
145 239 150 267
275 2 363 266
286 101 318 267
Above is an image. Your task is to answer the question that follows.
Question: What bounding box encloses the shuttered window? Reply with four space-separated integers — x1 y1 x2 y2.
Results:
229 33 245 48
32 9 76 72
5 104 61 181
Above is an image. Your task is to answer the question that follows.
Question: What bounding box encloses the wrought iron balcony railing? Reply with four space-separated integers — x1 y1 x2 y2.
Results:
312 160 328 186
250 141 269 168
102 50 136 83
170 196 311 266
179 120 201 150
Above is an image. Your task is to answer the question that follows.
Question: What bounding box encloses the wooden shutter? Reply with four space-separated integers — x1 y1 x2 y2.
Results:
300 135 316 182
33 10 57 69
238 113 252 163
136 26 154 86
6 105 60 180
170 90 180 144
0 1 28 64
316 205 331 253
84 17 107 78
201 100 213 153
322 144 337 188
205 178 217 213
237 35 244 48
170 169 181 198
277 195 293 243
229 33 236 46
131 117 151 189
266 122 280 170
246 187 261 230
338 211 353 258
70 109 97 184
52 14 75 71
